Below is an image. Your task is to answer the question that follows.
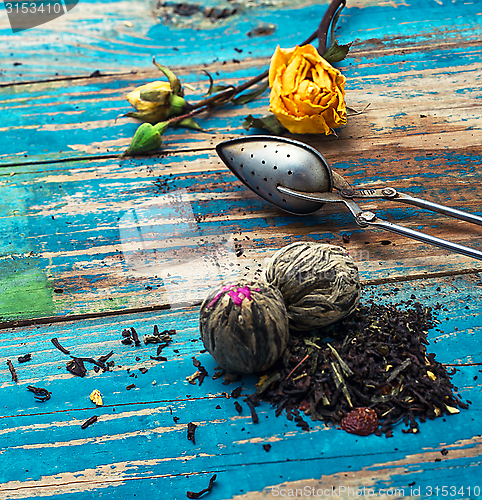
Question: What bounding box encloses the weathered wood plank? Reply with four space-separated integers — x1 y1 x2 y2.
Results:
1 277 481 498
2 145 482 322
1 0 481 84
1 35 482 165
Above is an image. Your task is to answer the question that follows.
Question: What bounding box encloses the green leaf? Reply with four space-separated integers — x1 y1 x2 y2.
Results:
232 81 269 106
202 70 215 96
242 114 287 135
153 58 183 96
177 117 204 131
122 122 168 157
202 70 235 97
323 40 352 63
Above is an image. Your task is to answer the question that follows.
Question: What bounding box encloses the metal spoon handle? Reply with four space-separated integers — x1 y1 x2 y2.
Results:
358 212 482 261
392 192 482 227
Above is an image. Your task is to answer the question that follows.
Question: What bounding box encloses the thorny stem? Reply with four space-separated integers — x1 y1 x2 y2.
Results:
182 0 345 116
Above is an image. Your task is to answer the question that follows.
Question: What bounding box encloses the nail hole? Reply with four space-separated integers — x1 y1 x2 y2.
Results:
251 171 255 175
264 145 267 148
263 177 268 181
268 193 272 197
287 154 290 158
250 154 254 158
273 166 278 170
240 164 244 168
241 147 244 151
282 198 287 203
261 160 265 164
287 170 292 175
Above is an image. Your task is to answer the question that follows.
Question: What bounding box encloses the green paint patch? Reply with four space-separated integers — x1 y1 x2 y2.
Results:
0 257 55 322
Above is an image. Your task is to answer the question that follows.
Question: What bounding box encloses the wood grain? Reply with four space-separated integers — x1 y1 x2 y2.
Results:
1 277 481 498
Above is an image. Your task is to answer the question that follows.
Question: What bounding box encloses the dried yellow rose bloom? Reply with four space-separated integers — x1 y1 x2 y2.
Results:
90 389 103 406
268 45 347 135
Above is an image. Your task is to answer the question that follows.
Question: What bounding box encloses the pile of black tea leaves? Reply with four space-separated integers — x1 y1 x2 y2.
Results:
251 300 469 437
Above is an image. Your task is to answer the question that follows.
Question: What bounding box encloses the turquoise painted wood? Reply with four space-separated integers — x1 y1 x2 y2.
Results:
1 148 482 322
1 278 482 498
1 0 482 83
2 0 482 497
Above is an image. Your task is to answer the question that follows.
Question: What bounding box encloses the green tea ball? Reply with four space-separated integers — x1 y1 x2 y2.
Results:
264 242 360 331
199 281 289 374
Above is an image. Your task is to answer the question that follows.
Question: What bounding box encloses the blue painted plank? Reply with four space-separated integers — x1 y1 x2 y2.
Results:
1 147 482 321
1 0 482 83
1 278 481 498
1 32 482 165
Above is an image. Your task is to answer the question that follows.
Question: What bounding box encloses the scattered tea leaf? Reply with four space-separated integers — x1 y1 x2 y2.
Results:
187 474 217 499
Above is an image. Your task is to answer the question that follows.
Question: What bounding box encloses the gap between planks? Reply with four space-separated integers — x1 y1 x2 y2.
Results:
1 266 482 331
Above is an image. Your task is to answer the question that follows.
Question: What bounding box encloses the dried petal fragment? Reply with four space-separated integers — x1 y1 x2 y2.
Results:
90 389 103 406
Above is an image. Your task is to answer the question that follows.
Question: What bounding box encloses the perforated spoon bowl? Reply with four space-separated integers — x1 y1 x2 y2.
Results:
217 135 482 261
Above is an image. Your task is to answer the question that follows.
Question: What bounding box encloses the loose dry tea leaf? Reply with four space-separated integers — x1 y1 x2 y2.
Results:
7 360 17 382
212 368 226 380
18 354 32 363
66 358 87 377
51 338 70 355
98 351 114 364
131 327 141 346
27 385 51 402
234 401 243 414
187 422 197 444
263 444 272 452
245 397 259 424
192 357 208 386
150 356 168 362
231 386 243 398
213 301 469 436
81 415 98 429
187 474 217 499
126 384 136 390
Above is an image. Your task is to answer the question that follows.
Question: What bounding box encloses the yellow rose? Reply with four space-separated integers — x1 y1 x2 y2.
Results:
268 45 347 135
126 81 172 124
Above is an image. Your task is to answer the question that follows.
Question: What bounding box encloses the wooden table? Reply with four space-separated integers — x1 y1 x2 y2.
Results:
1 0 482 498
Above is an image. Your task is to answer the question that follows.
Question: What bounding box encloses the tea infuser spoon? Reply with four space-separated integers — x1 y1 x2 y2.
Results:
216 135 482 261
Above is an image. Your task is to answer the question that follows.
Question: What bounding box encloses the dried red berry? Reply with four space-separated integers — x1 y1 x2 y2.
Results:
340 407 379 436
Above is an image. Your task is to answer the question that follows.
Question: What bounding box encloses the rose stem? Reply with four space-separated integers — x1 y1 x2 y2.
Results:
181 0 344 117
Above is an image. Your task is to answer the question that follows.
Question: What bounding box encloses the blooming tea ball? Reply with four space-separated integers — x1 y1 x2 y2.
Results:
264 242 360 331
199 281 289 374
